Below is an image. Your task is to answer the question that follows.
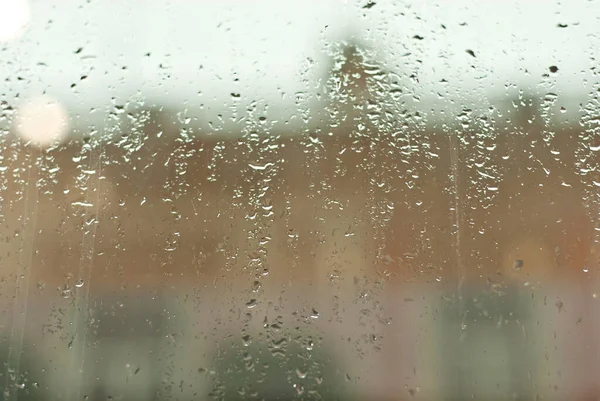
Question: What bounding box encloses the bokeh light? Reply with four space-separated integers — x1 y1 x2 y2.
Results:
0 0 30 42
14 96 69 147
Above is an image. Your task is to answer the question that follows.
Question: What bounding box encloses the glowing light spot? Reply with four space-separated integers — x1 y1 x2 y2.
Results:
14 96 69 147
0 0 31 42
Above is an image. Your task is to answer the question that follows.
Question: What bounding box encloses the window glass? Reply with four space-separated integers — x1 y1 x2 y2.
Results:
0 1 598 400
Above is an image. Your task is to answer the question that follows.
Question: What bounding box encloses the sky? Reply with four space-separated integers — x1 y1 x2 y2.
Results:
0 0 599 131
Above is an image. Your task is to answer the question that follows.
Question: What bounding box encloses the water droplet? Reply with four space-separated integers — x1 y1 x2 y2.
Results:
60 286 71 299
241 334 251 347
362 1 376 9
555 298 564 313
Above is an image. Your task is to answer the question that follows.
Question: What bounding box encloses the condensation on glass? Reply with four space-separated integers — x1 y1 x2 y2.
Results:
0 1 599 400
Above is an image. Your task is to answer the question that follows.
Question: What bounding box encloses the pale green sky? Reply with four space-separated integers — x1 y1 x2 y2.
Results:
0 0 598 129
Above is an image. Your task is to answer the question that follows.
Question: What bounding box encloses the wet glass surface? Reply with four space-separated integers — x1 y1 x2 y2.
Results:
0 1 599 400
